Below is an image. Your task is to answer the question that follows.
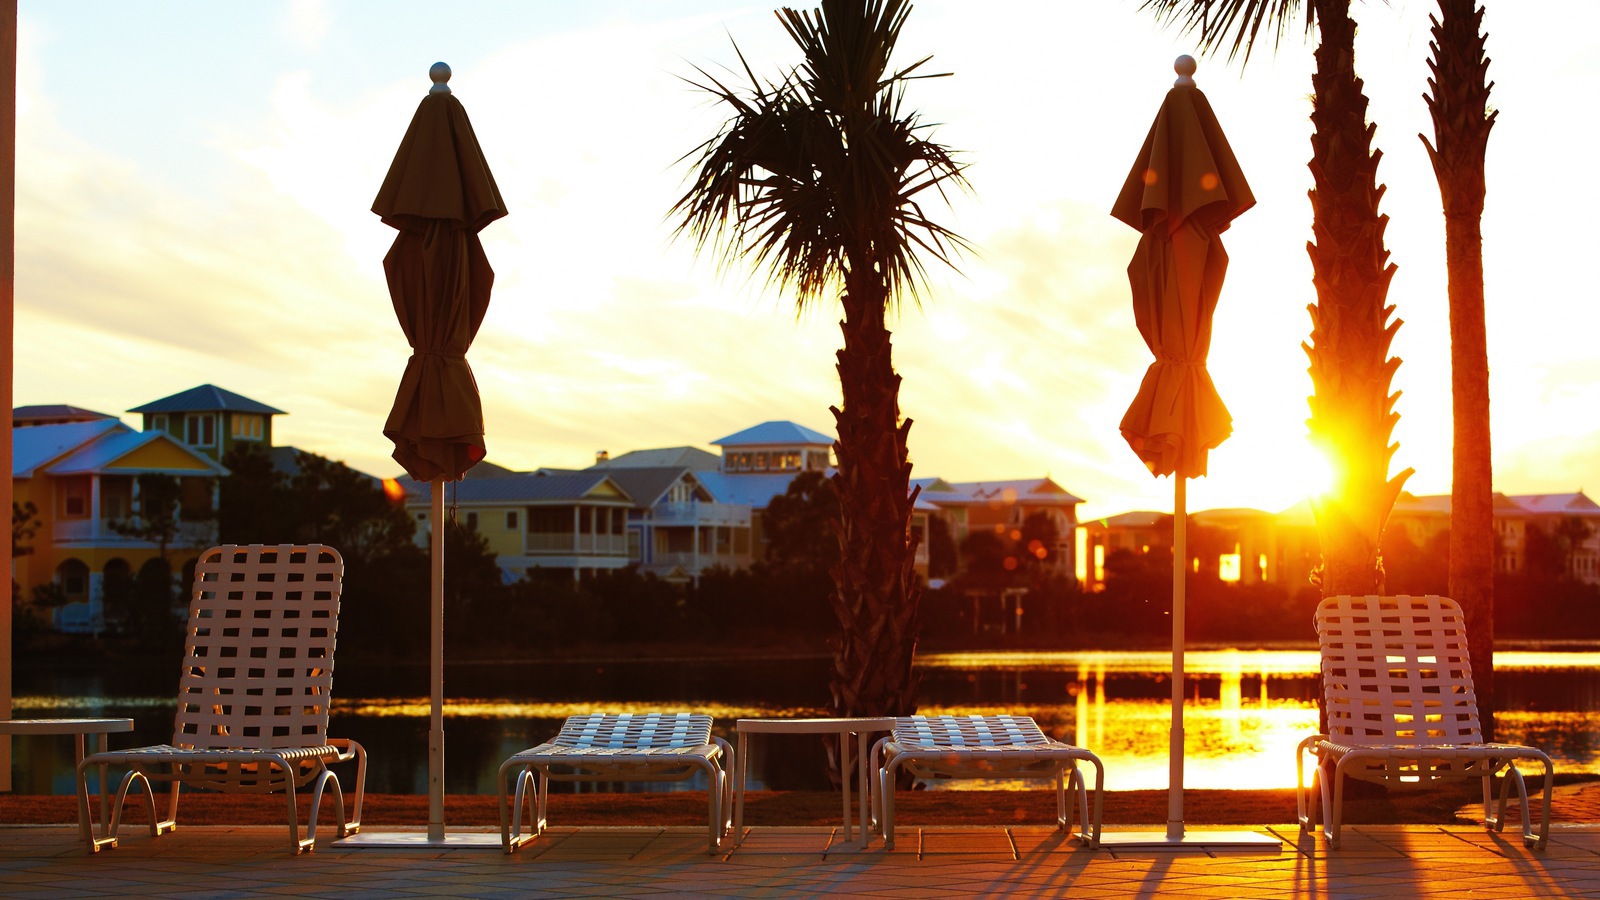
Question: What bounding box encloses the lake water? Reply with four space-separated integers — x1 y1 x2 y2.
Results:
11 650 1599 795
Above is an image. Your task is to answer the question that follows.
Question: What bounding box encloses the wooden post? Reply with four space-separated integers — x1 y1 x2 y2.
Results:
0 0 16 793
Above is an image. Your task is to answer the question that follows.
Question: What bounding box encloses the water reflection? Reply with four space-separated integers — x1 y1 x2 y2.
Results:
10 651 1598 795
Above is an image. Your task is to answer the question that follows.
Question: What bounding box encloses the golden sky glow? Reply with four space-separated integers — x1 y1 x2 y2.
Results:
13 1 1598 520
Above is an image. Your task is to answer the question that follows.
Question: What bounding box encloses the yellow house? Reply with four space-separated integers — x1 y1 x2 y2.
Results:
401 469 638 582
13 417 227 634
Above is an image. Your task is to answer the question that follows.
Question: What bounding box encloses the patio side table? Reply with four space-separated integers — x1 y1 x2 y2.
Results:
0 717 134 845
734 717 896 845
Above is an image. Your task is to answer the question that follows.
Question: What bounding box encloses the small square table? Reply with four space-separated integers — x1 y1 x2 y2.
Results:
0 717 134 844
733 716 896 844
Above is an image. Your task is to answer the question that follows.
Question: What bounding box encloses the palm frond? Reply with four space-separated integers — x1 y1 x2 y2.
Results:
1140 0 1312 65
670 0 968 313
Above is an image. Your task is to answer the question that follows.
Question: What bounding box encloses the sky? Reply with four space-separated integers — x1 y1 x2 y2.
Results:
12 0 1598 521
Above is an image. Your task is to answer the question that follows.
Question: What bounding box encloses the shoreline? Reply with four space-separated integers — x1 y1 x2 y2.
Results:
8 779 1596 828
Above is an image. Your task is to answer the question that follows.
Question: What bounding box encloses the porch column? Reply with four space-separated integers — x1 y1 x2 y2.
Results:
89 474 102 539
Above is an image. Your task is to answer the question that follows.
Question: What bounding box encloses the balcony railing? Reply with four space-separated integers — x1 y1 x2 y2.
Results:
525 532 629 556
648 502 751 527
653 550 753 570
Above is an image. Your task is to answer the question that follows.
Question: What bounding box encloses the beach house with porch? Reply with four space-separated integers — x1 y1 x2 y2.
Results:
11 415 227 634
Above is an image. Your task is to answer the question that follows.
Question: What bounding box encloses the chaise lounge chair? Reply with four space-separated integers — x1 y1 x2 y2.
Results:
1298 594 1554 848
874 714 1104 850
76 544 366 854
498 712 733 853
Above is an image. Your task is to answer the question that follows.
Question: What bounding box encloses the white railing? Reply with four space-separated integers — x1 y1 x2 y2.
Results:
648 502 752 527
525 532 629 556
653 550 752 570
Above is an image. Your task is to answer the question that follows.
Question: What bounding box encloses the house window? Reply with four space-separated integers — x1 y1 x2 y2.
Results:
61 478 90 518
506 511 519 530
152 414 169 434
58 559 89 600
465 512 479 531
231 414 264 441
185 414 216 447
755 453 769 471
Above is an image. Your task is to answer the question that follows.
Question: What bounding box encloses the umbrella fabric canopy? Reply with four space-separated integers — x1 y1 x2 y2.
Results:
373 65 506 482
1103 57 1257 849
1111 62 1252 478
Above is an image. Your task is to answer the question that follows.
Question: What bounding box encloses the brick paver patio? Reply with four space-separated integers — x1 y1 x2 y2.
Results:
1 823 1597 898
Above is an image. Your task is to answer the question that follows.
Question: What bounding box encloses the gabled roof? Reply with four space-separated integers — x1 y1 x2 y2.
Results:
401 471 634 505
47 429 228 476
1083 510 1168 529
128 384 286 416
599 467 712 509
593 446 721 471
931 477 1084 507
711 421 834 448
467 460 524 478
1509 492 1600 515
13 404 117 426
13 420 126 476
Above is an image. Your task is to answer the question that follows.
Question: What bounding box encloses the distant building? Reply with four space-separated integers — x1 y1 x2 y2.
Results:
1080 489 1600 591
128 384 285 464
12 418 227 634
923 478 1084 580
13 405 118 428
400 471 636 582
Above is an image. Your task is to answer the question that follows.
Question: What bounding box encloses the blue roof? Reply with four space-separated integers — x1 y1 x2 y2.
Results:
933 478 1084 507
695 471 800 509
401 471 634 505
711 421 833 447
48 430 227 476
13 404 116 424
128 384 286 416
12 420 126 476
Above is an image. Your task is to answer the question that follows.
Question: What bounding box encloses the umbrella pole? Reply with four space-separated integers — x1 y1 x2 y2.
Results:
429 477 445 843
1168 474 1186 841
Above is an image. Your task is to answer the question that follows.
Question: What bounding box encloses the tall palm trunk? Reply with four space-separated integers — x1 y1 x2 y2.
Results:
829 267 922 719
1303 0 1412 598
1423 0 1496 740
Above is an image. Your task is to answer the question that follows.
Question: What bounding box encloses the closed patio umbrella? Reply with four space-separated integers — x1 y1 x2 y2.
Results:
1100 57 1275 850
357 62 505 848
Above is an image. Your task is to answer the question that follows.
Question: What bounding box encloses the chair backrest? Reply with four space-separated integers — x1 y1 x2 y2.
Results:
172 545 345 752
893 714 1051 749
552 713 711 749
1315 594 1481 747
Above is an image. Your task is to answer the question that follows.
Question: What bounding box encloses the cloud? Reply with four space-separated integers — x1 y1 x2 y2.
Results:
281 0 332 51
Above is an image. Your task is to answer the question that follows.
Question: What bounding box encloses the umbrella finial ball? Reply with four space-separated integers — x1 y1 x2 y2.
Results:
429 62 452 95
1174 55 1197 87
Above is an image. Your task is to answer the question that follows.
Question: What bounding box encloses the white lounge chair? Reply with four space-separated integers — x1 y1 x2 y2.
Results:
75 544 366 854
1298 594 1554 849
873 714 1103 850
498 712 733 853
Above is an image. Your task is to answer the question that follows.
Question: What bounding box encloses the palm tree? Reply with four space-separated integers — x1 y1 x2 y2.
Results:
672 0 967 721
1422 0 1497 740
1143 0 1412 598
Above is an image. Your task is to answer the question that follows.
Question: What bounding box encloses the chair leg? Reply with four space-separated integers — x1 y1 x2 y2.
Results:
1079 755 1104 848
1296 737 1318 835
156 778 179 832
499 765 538 854
704 763 722 853
880 756 901 851
1326 761 1346 848
306 767 344 850
339 740 366 836
1054 768 1067 833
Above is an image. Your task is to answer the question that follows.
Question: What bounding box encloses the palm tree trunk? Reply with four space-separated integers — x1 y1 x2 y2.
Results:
827 267 922 724
1423 0 1496 741
1303 0 1412 599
